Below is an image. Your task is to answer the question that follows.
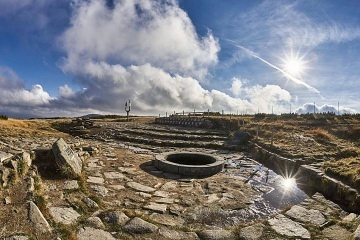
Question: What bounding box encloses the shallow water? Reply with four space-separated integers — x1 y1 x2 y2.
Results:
224 157 309 223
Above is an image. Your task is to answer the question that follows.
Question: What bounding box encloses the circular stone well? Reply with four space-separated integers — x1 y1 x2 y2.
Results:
154 152 224 177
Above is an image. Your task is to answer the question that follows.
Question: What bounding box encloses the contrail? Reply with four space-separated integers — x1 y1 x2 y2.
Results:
226 39 320 94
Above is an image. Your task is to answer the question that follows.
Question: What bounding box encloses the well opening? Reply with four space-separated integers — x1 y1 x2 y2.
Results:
166 153 216 165
154 152 224 177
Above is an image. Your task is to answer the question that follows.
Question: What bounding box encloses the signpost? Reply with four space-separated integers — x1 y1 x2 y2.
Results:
125 99 131 122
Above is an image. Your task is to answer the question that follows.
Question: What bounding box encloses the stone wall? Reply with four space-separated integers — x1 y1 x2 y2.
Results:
248 141 303 177
155 117 212 128
297 164 360 213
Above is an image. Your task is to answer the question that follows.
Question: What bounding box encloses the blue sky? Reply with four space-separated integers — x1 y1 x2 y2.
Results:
0 0 359 117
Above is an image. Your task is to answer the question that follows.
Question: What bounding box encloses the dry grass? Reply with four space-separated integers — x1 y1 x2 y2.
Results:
0 118 69 137
307 128 334 143
323 157 360 190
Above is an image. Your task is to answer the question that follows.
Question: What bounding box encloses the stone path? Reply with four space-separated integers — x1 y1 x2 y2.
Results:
0 121 359 239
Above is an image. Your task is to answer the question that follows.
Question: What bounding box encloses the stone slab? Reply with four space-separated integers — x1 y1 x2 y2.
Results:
149 213 184 226
285 205 326 225
197 230 235 240
126 181 156 193
268 214 310 239
77 227 116 240
28 201 52 233
104 171 128 180
143 202 167 214
158 227 199 240
87 176 104 185
49 207 80 225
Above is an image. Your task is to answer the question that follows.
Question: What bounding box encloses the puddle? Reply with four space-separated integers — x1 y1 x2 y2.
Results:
224 157 308 223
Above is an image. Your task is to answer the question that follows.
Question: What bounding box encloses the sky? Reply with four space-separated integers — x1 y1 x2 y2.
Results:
0 0 359 118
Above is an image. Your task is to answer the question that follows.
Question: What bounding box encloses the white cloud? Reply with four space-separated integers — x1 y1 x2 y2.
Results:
0 84 53 107
60 0 219 80
59 84 75 98
296 103 357 114
229 77 292 113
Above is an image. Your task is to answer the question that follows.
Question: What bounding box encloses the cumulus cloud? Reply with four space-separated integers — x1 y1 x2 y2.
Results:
0 66 53 109
230 77 292 113
60 0 219 80
296 103 357 114
53 0 296 116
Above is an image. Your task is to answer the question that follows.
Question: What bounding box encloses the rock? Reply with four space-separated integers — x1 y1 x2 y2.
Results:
238 223 264 240
63 180 79 190
19 152 32 167
322 225 352 240
104 171 128 180
268 214 310 239
342 213 357 222
155 198 175 204
49 207 81 225
158 227 199 240
285 205 326 225
90 185 108 196
149 213 185 226
100 211 129 226
4 196 11 204
0 167 10 187
52 138 82 176
28 201 52 233
77 227 116 240
122 217 158 234
82 197 99 209
354 223 360 240
143 202 167 214
87 176 105 185
109 185 125 191
85 216 105 229
197 229 235 240
154 190 171 198
126 181 156 193
0 151 13 163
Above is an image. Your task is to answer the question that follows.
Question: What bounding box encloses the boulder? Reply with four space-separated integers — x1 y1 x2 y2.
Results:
122 217 158 234
52 138 82 177
77 227 116 240
100 211 129 226
197 230 235 240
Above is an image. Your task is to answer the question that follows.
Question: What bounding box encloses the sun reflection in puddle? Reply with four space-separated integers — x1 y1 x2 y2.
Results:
282 177 296 190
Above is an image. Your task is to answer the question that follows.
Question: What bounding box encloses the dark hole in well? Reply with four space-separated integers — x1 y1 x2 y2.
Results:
166 153 216 165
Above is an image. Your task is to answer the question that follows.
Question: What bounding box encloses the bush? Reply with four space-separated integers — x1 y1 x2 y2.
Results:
0 115 8 120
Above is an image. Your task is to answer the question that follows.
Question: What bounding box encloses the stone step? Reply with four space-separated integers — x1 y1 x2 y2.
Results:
115 134 224 149
122 129 228 141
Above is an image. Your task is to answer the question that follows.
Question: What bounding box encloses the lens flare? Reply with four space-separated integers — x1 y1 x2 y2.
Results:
282 177 296 190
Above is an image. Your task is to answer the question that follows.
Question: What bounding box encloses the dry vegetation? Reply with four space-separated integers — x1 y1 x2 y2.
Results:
226 113 360 190
0 118 69 137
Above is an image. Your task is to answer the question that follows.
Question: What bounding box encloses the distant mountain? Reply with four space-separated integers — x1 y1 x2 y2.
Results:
79 114 103 119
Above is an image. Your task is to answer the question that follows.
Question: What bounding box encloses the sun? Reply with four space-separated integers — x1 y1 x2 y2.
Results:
280 50 308 78
284 58 304 76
